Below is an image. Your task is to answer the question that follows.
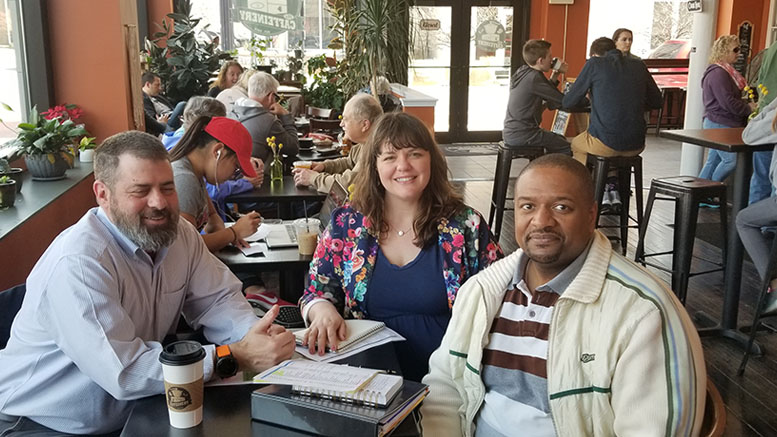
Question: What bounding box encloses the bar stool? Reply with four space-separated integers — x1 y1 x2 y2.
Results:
488 142 545 240
586 154 644 255
739 235 777 375
635 176 727 304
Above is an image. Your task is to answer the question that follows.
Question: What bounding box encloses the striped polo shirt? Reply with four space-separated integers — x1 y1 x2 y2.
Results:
474 243 591 437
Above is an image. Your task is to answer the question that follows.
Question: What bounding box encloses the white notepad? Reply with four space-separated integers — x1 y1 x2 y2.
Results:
294 319 386 353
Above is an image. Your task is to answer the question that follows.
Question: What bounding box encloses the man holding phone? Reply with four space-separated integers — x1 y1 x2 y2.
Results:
503 39 572 155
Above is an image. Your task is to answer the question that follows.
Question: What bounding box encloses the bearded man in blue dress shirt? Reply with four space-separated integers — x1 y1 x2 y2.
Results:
0 131 295 436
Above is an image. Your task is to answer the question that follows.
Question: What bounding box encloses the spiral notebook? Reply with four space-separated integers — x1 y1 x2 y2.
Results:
254 360 402 407
294 319 386 353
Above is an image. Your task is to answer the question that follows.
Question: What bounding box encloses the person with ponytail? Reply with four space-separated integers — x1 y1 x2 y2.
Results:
169 116 261 252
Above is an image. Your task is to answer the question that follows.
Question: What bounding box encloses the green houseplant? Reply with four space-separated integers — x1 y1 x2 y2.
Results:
302 55 345 112
144 0 233 102
0 158 22 193
0 175 16 209
9 106 88 180
78 137 98 163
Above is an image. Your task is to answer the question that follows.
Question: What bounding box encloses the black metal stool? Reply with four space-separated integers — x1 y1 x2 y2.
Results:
586 154 644 255
635 176 728 304
488 142 545 240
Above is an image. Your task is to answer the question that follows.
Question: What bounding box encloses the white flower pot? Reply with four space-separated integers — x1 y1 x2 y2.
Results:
80 149 95 163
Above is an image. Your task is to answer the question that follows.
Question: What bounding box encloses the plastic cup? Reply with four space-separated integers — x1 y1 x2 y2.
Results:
294 218 320 255
159 341 206 429
293 161 312 170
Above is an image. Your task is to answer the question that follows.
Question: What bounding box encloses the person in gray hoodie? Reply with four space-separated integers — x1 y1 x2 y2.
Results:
738 97 777 312
231 72 299 166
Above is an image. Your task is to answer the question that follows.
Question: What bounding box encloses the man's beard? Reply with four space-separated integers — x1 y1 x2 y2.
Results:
110 199 179 252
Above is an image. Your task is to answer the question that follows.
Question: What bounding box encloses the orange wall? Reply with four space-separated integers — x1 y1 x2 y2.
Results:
46 0 136 141
147 0 174 42
717 0 770 54
0 175 96 291
529 0 591 132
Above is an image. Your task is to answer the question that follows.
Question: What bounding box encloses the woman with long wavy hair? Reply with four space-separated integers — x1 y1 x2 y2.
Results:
698 35 756 186
299 112 503 381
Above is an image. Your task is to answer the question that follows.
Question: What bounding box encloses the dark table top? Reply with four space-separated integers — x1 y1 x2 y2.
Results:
225 176 326 204
660 128 773 153
121 343 404 437
215 245 311 273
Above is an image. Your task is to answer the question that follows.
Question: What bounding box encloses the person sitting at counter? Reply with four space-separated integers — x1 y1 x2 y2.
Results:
292 93 383 193
298 112 503 382
168 116 262 252
0 131 294 436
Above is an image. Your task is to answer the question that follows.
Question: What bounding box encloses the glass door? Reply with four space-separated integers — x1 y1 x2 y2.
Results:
409 1 528 144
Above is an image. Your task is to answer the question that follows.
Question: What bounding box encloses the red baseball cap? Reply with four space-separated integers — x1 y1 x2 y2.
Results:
203 116 257 178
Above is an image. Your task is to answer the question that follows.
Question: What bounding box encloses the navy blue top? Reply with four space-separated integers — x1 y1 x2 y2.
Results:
562 49 663 150
365 244 450 382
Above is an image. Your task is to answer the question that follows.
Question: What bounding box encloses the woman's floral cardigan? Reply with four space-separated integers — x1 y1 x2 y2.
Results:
299 205 504 319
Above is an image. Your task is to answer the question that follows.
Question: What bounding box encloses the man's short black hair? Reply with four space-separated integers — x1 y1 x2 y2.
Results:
141 71 159 86
522 39 552 66
517 153 595 206
590 37 616 57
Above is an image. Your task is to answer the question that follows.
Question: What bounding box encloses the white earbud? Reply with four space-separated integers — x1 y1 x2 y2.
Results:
216 150 222 160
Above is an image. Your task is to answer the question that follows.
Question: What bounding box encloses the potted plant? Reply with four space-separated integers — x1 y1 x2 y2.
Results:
0 158 23 193
0 175 16 209
79 137 98 162
9 105 88 180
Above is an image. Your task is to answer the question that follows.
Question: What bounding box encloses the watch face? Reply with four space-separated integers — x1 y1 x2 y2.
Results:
217 356 238 378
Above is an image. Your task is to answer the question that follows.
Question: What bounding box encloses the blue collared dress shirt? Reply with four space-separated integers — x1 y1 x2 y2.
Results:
0 207 257 434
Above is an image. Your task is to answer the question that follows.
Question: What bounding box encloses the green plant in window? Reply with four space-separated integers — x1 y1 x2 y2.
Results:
10 106 88 161
144 0 233 102
302 55 344 111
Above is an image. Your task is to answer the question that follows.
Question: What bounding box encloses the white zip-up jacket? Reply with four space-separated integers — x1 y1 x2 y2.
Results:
421 231 706 436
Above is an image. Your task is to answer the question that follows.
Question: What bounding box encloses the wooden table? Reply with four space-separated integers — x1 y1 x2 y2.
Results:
226 176 326 219
660 128 774 352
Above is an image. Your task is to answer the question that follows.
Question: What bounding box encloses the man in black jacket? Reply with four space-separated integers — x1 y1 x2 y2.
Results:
503 39 571 154
141 72 186 135
562 37 662 164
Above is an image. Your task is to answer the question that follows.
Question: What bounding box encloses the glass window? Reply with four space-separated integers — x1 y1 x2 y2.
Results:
1 0 29 148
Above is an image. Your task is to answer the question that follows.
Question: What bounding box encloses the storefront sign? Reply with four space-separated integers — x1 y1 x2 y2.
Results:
734 21 753 75
474 19 506 51
419 19 441 31
687 0 702 12
233 0 303 36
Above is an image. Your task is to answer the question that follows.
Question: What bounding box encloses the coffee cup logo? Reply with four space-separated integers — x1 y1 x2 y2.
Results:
167 386 193 410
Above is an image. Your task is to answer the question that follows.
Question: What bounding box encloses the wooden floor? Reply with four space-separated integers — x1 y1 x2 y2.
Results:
446 138 777 436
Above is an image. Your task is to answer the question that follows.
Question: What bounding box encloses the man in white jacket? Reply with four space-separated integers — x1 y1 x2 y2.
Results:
421 154 706 436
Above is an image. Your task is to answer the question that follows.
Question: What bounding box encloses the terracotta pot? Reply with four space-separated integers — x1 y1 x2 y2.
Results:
24 153 69 181
0 180 16 209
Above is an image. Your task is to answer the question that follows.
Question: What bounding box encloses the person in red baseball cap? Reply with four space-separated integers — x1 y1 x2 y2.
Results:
169 115 262 252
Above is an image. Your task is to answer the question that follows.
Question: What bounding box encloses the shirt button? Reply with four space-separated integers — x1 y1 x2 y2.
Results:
529 310 536 318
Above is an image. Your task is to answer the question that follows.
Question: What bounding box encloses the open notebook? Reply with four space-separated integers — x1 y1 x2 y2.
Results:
294 319 386 353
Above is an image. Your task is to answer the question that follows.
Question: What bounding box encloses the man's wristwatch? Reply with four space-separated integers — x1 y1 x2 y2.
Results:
215 344 238 378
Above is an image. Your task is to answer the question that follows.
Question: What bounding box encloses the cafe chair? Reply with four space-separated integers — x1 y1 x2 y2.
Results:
307 106 333 120
0 284 26 350
701 378 726 437
488 142 545 240
635 176 727 304
587 154 644 255
738 236 777 376
309 118 342 137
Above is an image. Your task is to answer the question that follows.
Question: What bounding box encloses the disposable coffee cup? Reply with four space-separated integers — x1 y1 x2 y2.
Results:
159 341 206 429
294 218 320 256
293 161 312 170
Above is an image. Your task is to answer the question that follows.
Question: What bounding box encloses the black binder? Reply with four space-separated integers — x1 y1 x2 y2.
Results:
250 380 428 437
